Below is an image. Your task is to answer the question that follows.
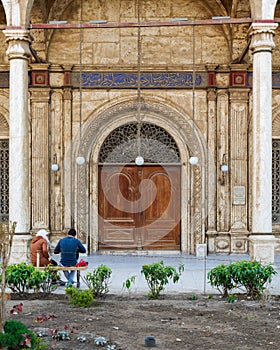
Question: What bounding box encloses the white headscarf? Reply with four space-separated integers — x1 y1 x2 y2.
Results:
36 229 51 248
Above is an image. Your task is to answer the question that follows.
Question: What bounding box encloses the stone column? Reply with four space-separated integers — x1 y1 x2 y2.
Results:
4 30 31 234
249 23 278 263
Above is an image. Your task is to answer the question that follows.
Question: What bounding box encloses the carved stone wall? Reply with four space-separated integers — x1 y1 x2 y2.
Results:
229 89 250 253
272 91 280 251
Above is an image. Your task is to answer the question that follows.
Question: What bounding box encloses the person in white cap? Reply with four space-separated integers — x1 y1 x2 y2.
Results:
30 229 56 267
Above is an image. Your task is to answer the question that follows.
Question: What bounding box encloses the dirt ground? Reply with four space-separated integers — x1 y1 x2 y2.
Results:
4 291 280 350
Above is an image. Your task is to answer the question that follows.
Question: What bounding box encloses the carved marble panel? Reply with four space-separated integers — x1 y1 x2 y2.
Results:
30 89 50 230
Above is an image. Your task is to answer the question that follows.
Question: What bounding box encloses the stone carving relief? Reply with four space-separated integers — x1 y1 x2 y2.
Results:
0 114 9 137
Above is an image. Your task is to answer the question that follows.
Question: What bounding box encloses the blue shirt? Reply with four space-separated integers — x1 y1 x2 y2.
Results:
54 236 86 266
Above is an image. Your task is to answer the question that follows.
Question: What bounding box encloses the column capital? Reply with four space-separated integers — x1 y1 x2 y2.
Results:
249 23 278 54
207 88 217 101
29 88 51 102
62 88 73 100
3 29 32 61
229 89 250 102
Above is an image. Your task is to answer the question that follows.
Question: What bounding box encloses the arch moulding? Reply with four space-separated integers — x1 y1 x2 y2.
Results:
72 98 208 255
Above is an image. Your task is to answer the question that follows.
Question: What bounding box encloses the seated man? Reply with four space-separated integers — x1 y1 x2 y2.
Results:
54 228 86 287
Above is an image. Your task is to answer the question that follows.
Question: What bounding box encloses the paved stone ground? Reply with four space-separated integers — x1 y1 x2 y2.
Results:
52 252 280 295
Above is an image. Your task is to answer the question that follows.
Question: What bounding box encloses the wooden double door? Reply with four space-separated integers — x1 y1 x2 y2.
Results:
98 165 181 250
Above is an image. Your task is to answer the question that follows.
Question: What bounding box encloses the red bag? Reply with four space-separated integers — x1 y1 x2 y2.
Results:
76 259 88 267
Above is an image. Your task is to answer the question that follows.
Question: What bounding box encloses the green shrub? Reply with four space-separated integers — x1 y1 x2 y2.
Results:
65 286 95 307
208 260 277 299
141 260 184 298
230 260 276 299
5 263 59 294
0 320 47 349
5 263 44 294
82 264 112 297
207 263 235 297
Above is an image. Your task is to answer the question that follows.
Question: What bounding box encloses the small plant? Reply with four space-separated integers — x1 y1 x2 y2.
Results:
0 221 16 331
5 263 45 294
208 260 277 300
82 264 112 297
230 260 277 299
227 295 238 303
122 275 136 291
0 319 48 349
94 336 108 346
39 267 60 294
141 260 184 298
65 286 95 307
5 263 60 295
207 294 213 299
207 263 236 297
189 295 197 300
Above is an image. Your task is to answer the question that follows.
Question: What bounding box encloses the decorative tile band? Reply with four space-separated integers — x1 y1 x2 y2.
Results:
1 71 280 88
71 72 209 88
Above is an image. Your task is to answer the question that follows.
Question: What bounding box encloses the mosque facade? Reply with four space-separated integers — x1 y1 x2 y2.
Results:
0 0 279 263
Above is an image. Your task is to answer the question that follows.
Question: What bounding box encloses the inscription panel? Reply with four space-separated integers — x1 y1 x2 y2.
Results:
233 186 246 205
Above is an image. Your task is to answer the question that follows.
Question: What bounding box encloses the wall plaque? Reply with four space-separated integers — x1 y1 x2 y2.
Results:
233 186 246 205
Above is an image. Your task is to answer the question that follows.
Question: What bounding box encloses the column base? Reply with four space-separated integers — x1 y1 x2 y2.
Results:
196 243 207 257
249 234 276 264
9 234 32 264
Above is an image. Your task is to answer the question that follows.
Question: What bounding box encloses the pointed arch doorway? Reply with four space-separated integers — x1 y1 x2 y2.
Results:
98 122 181 250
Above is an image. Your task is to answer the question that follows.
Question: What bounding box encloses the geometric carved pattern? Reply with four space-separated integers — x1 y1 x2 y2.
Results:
0 114 9 136
99 122 180 164
272 140 280 223
0 140 9 223
193 165 202 249
272 114 280 137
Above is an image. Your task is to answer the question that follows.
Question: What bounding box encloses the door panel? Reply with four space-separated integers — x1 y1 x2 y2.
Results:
99 165 180 250
99 166 139 249
141 166 180 249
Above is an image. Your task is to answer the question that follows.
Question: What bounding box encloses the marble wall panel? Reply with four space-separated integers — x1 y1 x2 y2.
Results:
30 89 50 230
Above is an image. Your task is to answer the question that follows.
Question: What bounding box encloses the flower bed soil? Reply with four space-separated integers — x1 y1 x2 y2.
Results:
4 292 280 349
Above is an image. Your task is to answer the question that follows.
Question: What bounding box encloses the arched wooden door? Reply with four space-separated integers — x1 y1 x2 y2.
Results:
98 164 181 250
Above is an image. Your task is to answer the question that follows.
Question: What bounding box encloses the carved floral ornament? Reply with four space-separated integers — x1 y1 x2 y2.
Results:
0 115 9 133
